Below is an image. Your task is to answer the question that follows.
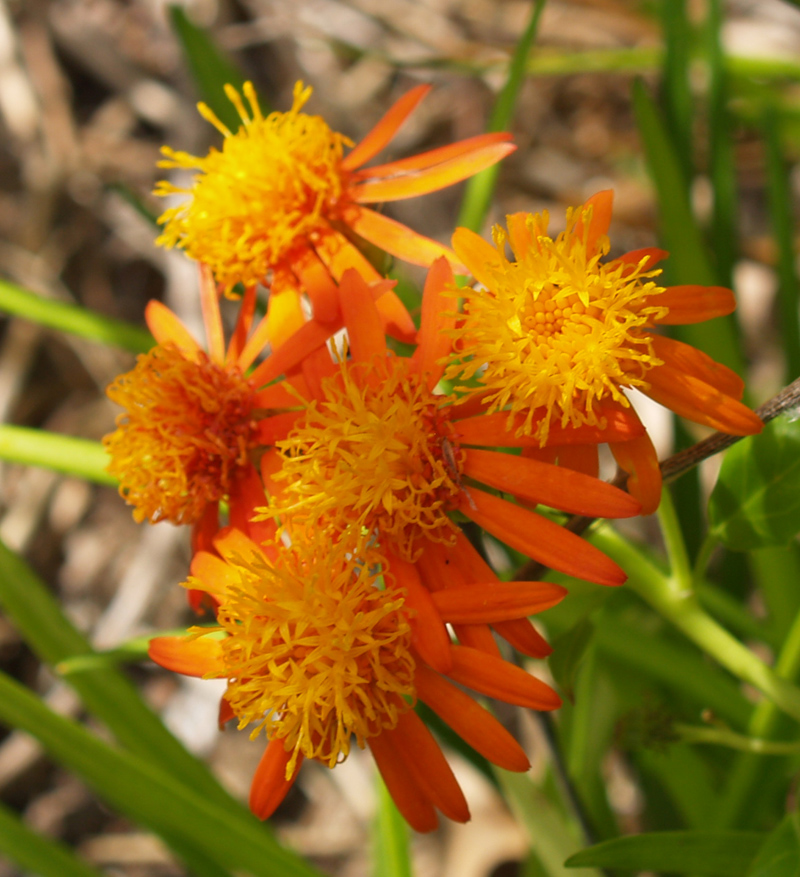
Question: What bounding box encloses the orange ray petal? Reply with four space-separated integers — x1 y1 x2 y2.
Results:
609 432 662 516
247 319 334 389
506 211 536 256
576 189 614 255
389 712 470 823
493 618 552 659
415 538 470 592
148 634 225 677
291 246 340 324
460 487 627 586
191 502 220 554
338 268 388 363
650 334 744 400
199 264 225 364
352 133 513 179
652 284 736 325
614 247 669 274
144 300 200 359
432 581 567 624
453 623 502 657
255 411 304 445
388 551 452 674
340 84 432 172
227 285 258 363
190 550 239 600
409 257 457 388
213 526 265 566
351 142 516 203
452 226 504 289
347 206 466 273
643 368 763 435
228 464 277 545
368 730 439 833
252 381 302 409
249 741 302 820
552 444 600 478
447 644 562 711
415 663 530 772
218 696 235 729
462 448 641 518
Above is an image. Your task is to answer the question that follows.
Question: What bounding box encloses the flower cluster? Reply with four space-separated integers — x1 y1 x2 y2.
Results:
103 81 762 830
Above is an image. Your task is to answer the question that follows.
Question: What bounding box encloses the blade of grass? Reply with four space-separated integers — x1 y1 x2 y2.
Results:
373 776 412 877
0 278 153 353
0 669 322 877
660 0 694 183
0 426 115 485
0 799 105 877
456 0 547 234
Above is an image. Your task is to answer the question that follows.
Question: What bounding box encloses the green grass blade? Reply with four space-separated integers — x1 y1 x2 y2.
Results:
0 670 322 877
168 5 249 133
762 104 800 382
0 799 105 877
0 426 115 485
660 0 694 182
373 776 412 877
0 278 153 353
456 0 547 233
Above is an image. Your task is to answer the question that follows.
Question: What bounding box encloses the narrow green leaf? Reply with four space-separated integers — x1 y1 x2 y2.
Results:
0 670 322 877
565 830 765 875
0 799 105 877
168 5 249 133
0 425 115 485
456 0 546 233
660 0 694 182
549 619 595 704
709 415 800 551
0 278 153 353
373 776 412 877
746 814 800 877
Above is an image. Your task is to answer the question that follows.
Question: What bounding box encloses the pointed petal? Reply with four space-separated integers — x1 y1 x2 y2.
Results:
452 226 503 289
291 246 340 324
410 257 456 388
252 381 302 409
352 133 514 179
255 411 304 445
191 502 220 554
340 84 431 172
551 444 600 478
462 448 641 518
368 730 439 833
575 190 614 255
350 142 516 202
609 432 662 516
190 550 239 600
447 644 562 710
218 696 235 729
506 211 545 257
228 464 277 545
432 581 567 623
644 367 763 435
144 300 200 359
460 487 627 586
415 663 530 772
249 741 302 820
199 264 225 364
338 268 388 363
213 526 265 566
493 618 552 658
650 334 744 400
248 319 333 389
614 247 669 274
148 634 225 677
347 206 466 272
653 285 736 325
227 285 258 363
390 712 470 823
453 623 502 656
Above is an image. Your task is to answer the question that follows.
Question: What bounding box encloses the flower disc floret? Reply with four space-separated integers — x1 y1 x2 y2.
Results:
211 536 415 774
274 357 463 561
450 205 669 443
104 344 257 525
155 81 350 293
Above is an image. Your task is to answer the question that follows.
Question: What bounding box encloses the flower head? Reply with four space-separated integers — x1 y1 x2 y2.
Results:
449 191 763 512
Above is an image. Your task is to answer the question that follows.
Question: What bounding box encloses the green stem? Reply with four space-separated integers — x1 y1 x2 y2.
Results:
0 279 153 353
676 723 800 755
0 426 115 485
656 488 693 595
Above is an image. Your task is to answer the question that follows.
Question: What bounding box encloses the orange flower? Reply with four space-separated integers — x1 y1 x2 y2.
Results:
448 191 763 513
149 524 566 832
267 261 642 599
155 81 515 341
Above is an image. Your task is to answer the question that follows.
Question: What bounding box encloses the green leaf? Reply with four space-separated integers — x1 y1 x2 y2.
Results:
168 5 249 134
565 830 766 875
0 799 105 877
549 618 594 703
0 278 153 353
372 776 412 877
746 814 800 877
0 426 115 485
709 416 800 551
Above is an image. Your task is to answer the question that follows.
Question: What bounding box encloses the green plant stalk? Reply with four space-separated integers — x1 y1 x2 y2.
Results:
456 0 547 234
657 489 693 593
593 527 800 724
0 426 115 485
677 723 800 755
695 582 781 650
0 279 153 353
373 776 412 877
660 0 693 183
0 669 321 877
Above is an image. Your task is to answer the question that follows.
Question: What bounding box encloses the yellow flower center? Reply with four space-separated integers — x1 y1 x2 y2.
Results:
450 206 669 443
209 535 415 775
155 81 351 293
104 344 257 525
273 357 463 561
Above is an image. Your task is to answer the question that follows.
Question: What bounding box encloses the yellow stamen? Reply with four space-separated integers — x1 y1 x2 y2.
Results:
155 81 351 293
103 344 257 525
449 205 670 443
272 357 463 561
